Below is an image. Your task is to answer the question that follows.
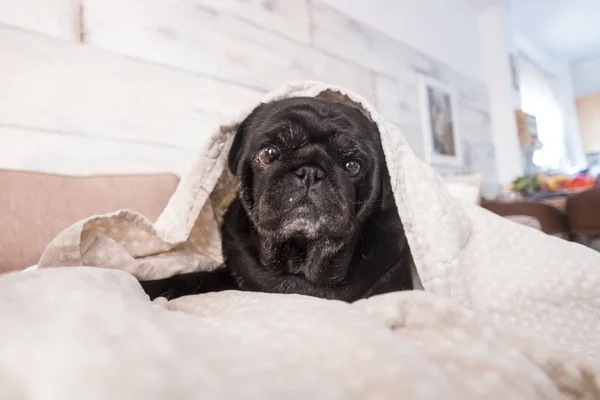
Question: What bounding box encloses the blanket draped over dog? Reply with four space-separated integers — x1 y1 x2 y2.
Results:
3 82 600 399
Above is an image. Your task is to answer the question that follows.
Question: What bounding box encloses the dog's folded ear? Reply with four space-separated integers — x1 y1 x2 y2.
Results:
380 167 397 211
228 103 267 174
228 120 249 175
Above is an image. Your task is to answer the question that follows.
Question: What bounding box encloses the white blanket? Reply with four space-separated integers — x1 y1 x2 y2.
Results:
3 81 599 399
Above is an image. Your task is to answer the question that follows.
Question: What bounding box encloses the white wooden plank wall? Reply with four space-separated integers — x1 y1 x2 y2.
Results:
81 0 374 101
0 126 195 176
0 0 496 190
0 27 261 147
0 0 80 40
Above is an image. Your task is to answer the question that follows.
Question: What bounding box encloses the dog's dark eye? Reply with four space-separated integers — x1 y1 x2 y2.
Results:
344 161 361 177
258 146 280 165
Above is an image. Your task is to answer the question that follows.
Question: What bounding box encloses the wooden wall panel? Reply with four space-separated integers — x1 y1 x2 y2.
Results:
82 0 374 103
0 26 262 147
373 74 421 129
310 2 431 78
458 106 491 145
0 0 80 40
0 126 195 176
0 0 494 184
311 1 488 112
193 0 311 44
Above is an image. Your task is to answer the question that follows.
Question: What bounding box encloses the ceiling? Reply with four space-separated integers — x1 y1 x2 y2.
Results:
507 0 600 64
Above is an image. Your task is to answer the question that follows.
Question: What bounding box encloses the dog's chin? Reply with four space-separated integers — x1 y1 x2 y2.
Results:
257 215 338 241
257 208 351 241
277 216 328 240
255 190 352 241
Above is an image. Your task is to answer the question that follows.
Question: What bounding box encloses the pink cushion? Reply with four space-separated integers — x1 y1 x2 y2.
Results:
0 170 179 273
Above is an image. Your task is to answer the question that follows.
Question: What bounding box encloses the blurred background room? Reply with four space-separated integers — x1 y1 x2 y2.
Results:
1 0 600 273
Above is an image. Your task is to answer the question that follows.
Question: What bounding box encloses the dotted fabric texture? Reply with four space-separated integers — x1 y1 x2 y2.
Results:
1 267 599 399
30 82 600 394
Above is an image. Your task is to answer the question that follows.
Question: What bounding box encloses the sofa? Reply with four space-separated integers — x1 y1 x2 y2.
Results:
2 169 549 275
0 170 179 274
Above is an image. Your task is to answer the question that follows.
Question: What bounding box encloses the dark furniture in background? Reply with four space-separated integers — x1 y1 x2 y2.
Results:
566 188 600 246
483 188 600 252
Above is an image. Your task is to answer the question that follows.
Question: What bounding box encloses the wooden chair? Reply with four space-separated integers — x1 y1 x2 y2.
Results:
566 188 600 246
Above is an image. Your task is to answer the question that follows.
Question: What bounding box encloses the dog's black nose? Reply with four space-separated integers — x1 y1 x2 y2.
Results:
294 166 325 188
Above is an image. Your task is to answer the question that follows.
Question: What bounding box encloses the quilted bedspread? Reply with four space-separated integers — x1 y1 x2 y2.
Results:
2 82 600 399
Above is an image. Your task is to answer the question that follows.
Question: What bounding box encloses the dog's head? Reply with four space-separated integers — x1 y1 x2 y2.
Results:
228 97 391 243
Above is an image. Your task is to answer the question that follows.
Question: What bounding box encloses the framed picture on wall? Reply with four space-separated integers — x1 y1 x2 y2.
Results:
418 75 463 166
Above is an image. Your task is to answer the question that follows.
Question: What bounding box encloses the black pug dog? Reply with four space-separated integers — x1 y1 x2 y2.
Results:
141 97 414 301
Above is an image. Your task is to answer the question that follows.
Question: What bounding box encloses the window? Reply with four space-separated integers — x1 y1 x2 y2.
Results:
518 54 566 171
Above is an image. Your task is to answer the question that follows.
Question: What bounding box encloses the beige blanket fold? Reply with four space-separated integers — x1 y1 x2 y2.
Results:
6 80 597 399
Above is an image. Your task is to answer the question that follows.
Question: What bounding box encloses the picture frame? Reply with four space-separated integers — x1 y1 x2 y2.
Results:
418 75 463 166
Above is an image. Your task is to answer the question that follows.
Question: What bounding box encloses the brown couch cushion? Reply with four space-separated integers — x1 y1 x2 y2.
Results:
0 170 179 273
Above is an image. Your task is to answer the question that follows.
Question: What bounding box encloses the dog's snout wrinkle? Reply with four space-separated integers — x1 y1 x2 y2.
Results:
294 165 325 188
